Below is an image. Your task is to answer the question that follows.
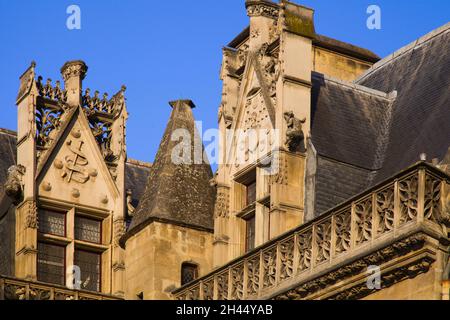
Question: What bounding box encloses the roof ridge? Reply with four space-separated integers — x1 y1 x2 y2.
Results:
312 72 393 100
126 158 152 169
356 22 450 83
0 128 17 137
369 94 397 179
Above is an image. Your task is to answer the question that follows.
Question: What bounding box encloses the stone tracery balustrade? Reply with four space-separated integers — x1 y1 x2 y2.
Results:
0 275 121 300
173 163 449 300
37 76 68 103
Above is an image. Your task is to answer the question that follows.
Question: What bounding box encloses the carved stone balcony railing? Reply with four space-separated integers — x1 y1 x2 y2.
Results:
0 275 122 300
173 162 449 300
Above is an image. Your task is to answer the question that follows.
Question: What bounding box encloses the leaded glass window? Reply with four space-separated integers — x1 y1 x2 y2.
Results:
181 263 198 285
38 209 66 236
37 242 65 286
75 216 102 243
74 250 101 292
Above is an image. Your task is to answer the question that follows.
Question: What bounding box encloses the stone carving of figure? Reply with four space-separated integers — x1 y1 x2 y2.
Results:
284 111 306 153
126 189 135 217
4 165 26 205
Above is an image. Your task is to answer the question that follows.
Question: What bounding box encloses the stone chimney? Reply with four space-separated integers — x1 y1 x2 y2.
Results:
60 60 88 107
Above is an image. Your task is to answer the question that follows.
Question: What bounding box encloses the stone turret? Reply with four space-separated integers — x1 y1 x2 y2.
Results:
124 99 215 236
121 100 216 300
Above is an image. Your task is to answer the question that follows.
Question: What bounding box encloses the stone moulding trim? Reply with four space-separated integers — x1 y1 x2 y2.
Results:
272 233 431 300
112 262 125 272
283 75 313 88
119 216 214 249
330 254 435 300
246 1 280 19
16 246 38 257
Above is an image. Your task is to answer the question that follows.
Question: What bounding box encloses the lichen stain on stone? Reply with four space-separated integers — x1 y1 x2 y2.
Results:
285 11 314 38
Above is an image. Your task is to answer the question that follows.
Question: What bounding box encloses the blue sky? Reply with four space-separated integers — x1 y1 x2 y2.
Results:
0 0 448 163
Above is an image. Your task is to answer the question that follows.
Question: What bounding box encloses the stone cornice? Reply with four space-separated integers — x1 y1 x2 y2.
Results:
330 254 434 300
246 1 280 19
272 233 430 300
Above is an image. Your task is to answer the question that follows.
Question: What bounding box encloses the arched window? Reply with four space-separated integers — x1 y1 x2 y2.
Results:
181 262 198 285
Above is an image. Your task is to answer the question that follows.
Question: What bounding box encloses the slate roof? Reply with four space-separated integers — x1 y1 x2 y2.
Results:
311 73 393 171
122 100 216 243
314 156 373 217
125 159 151 209
0 129 17 200
357 22 450 182
310 23 450 215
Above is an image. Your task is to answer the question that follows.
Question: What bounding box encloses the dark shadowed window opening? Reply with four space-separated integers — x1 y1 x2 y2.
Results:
245 215 256 252
181 263 198 285
37 242 65 286
246 180 257 206
74 249 101 292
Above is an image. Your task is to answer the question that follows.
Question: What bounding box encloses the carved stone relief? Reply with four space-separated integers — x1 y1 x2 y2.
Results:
246 3 279 19
25 200 38 229
214 187 230 218
114 218 126 248
55 138 96 184
399 174 419 225
376 186 395 235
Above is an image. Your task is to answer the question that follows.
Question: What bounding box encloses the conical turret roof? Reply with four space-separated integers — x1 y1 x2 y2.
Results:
123 100 216 242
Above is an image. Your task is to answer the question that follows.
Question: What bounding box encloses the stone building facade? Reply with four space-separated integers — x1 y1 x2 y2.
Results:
0 0 449 300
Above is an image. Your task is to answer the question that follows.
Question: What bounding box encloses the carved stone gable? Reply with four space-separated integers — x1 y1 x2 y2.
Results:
56 138 96 184
38 112 117 209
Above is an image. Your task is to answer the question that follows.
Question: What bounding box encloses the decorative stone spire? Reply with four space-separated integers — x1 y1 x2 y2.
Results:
60 60 88 107
121 99 216 244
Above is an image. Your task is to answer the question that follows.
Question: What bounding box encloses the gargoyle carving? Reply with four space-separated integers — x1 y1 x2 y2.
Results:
284 111 306 153
4 165 26 205
126 189 135 217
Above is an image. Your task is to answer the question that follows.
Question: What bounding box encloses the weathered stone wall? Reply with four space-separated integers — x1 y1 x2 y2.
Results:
125 221 213 300
363 264 442 300
313 47 373 82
